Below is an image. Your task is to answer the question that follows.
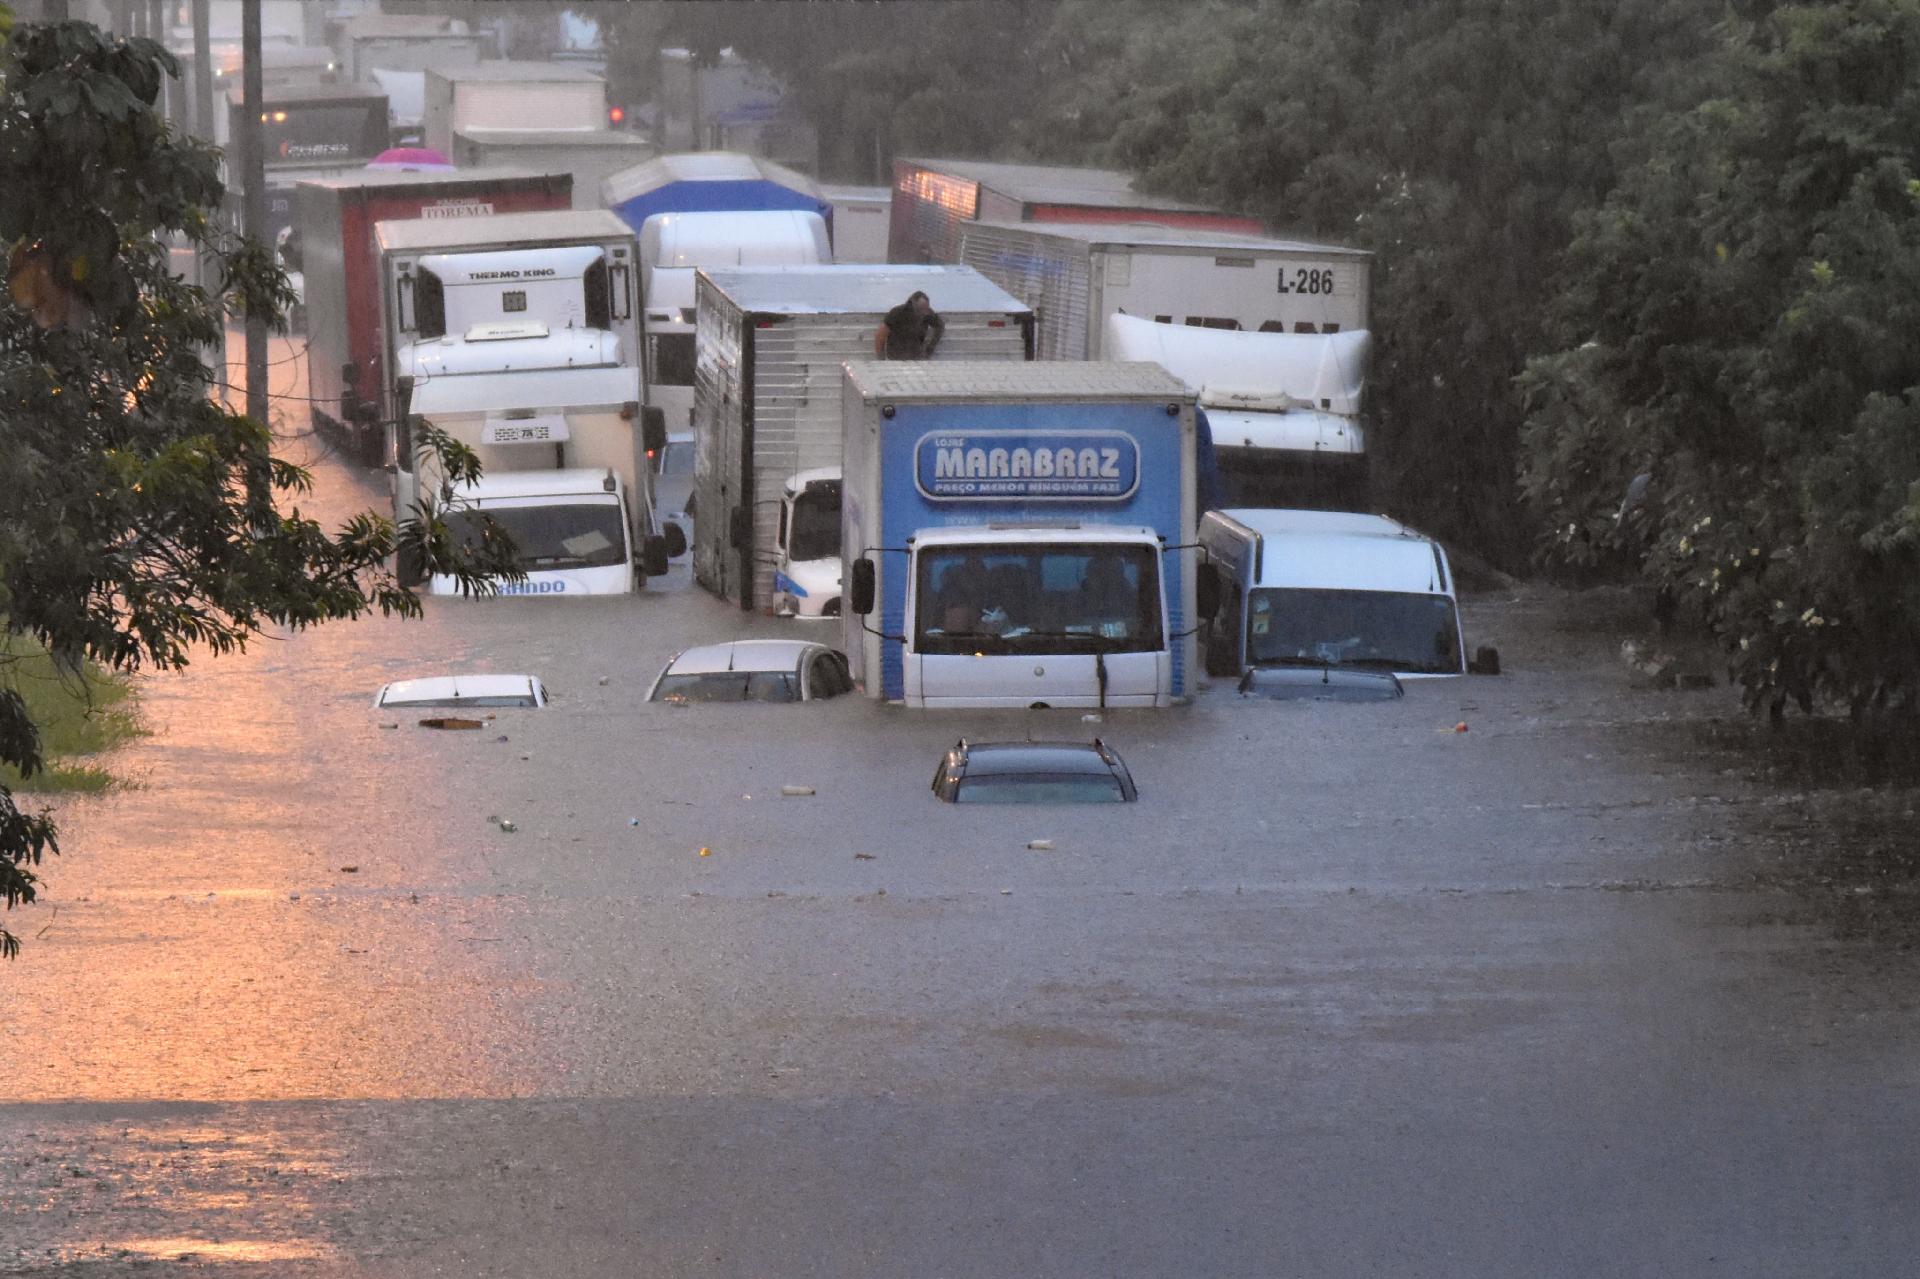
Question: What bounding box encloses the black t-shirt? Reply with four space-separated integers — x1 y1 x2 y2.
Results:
882 301 945 359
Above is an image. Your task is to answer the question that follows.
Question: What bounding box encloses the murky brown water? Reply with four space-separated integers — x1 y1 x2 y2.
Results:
6 337 1920 1275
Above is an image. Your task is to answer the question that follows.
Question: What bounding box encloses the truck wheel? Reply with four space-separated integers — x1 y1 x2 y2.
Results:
396 542 425 589
1204 632 1237 678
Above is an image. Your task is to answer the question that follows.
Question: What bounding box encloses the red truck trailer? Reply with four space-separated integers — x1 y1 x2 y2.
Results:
295 167 574 465
888 157 1266 266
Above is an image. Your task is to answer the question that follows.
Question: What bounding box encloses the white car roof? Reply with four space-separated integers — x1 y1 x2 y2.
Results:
375 673 545 706
664 639 828 676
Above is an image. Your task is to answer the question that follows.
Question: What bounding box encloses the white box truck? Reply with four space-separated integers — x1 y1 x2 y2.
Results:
422 63 607 157
691 265 1034 613
636 209 832 435
957 220 1371 354
841 362 1202 709
373 210 677 594
1196 509 1466 678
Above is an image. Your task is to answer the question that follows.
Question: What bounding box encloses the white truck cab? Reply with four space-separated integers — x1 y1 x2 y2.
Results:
772 467 842 619
900 524 1174 709
1197 508 1465 678
430 467 640 597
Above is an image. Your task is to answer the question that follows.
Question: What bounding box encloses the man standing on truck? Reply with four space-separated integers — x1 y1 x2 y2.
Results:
875 290 945 360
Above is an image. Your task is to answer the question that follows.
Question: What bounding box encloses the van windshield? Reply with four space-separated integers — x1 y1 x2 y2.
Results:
446 500 627 571
915 544 1162 656
1246 588 1461 674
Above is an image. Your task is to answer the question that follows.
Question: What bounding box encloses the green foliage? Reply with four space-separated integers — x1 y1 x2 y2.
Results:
0 19 522 958
1521 0 1920 721
1026 0 1719 563
0 628 143 794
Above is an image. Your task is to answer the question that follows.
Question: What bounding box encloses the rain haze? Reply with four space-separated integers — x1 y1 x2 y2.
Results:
5 3 1920 1277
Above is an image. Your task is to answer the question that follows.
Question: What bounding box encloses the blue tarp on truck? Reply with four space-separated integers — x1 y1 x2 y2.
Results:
602 152 833 243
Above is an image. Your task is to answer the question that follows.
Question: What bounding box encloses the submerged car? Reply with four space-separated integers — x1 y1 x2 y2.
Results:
647 640 852 703
931 739 1138 804
374 673 548 709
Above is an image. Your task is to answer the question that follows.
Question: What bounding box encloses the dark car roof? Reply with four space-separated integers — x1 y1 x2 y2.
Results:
955 741 1120 776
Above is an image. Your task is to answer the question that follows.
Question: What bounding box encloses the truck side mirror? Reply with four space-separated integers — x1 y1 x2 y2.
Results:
662 522 687 558
341 361 359 386
849 558 875 616
727 505 751 550
639 405 666 454
1195 566 1221 620
1468 645 1502 676
642 536 670 578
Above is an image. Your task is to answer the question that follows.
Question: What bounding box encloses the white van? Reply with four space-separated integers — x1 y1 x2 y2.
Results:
1197 509 1465 678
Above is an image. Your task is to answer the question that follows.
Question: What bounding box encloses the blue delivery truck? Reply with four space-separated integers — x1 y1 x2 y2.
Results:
841 362 1201 708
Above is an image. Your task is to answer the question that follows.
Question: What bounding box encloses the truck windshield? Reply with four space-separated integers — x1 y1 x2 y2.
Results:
788 483 841 562
914 544 1162 656
1246 588 1461 675
446 501 627 571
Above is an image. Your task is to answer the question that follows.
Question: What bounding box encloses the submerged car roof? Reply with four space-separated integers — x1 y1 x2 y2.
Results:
375 673 544 705
665 639 825 676
956 741 1121 776
1211 508 1451 595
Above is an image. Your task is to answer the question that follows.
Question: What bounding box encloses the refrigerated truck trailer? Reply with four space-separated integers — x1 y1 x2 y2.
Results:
1107 313 1371 511
957 220 1372 354
840 361 1201 708
297 168 574 465
373 209 642 431
691 264 1033 612
889 157 1265 267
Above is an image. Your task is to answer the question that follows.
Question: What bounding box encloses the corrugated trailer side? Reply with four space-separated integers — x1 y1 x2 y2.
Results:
692 265 1035 611
958 224 1094 361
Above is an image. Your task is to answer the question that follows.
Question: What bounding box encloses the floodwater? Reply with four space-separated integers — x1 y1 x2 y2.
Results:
5 341 1920 1275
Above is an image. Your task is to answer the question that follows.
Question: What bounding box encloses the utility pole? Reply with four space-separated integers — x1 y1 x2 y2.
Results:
240 0 268 442
191 0 222 377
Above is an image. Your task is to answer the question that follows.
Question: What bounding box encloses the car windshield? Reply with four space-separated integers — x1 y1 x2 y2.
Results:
953 774 1128 804
656 442 694 476
1246 587 1461 674
915 544 1162 656
651 671 798 703
445 501 626 571
788 483 841 562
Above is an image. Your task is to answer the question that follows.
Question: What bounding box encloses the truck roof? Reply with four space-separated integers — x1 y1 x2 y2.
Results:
226 80 386 107
967 218 1369 259
784 466 842 492
897 157 1229 214
339 13 472 38
452 127 652 151
426 61 605 84
844 360 1192 403
295 167 572 196
602 151 823 205
913 524 1161 547
375 208 635 253
1210 509 1450 595
452 468 625 502
698 264 1027 315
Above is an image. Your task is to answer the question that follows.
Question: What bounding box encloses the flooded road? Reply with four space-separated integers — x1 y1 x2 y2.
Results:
6 355 1920 1274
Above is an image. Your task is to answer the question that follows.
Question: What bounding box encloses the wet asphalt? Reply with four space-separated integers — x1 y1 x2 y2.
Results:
5 354 1920 1276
